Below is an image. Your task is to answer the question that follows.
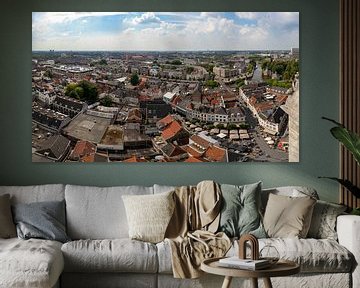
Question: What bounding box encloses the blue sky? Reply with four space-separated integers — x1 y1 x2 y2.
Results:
32 12 299 51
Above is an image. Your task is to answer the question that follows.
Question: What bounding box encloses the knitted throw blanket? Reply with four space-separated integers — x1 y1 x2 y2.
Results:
165 180 231 278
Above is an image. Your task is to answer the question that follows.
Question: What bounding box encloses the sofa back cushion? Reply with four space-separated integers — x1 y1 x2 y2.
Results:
0 184 65 204
263 193 316 238
261 186 319 213
65 185 154 239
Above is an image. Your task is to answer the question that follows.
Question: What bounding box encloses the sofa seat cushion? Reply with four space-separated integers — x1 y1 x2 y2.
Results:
157 238 354 274
62 239 158 273
230 238 354 273
0 238 64 288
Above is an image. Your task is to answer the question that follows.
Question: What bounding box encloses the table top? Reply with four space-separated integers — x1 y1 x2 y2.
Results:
201 257 300 278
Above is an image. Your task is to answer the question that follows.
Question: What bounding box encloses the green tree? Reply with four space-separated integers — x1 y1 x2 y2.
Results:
98 59 108 65
65 81 98 103
186 66 195 74
246 61 256 74
44 70 53 78
239 123 249 129
205 80 219 88
235 79 245 88
100 95 113 107
65 83 78 96
261 59 271 70
171 59 182 65
79 80 98 103
227 123 237 130
130 73 140 86
265 79 292 89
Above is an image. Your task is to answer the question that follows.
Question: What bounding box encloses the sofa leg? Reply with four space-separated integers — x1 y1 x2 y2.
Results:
251 278 258 288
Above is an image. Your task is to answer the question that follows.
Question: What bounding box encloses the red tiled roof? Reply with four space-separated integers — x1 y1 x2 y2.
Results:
184 156 205 163
81 154 95 163
190 135 211 150
183 145 204 158
255 102 274 113
123 155 148 162
161 120 183 141
249 96 257 106
71 140 96 159
275 95 288 105
158 114 175 127
204 145 227 162
171 95 182 105
211 99 219 105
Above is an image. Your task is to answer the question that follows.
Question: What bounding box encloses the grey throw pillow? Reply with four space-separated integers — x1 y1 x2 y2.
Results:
218 182 266 238
0 194 16 238
12 200 70 243
307 200 347 240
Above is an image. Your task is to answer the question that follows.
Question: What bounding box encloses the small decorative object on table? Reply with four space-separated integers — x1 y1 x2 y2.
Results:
238 234 260 260
201 234 300 288
218 234 272 270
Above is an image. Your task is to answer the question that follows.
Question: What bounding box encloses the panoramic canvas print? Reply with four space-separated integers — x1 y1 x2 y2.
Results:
32 12 299 163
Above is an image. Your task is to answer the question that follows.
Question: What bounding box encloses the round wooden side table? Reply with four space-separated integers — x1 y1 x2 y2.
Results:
201 257 300 288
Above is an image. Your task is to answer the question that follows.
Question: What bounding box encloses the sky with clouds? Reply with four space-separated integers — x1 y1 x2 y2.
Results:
32 12 299 51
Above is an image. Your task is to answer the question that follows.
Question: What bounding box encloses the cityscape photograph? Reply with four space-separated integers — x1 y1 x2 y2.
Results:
32 12 300 163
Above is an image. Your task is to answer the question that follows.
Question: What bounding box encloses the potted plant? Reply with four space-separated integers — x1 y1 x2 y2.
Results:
320 117 360 215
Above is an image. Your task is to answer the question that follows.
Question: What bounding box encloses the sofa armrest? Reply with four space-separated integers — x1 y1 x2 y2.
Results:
337 215 360 288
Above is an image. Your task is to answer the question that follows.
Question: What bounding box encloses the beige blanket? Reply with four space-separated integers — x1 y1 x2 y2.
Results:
165 180 231 278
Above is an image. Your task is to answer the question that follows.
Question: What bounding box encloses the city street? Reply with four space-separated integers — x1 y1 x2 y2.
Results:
242 103 288 162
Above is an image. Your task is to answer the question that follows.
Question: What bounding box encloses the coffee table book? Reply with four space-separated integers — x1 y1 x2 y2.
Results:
218 257 271 270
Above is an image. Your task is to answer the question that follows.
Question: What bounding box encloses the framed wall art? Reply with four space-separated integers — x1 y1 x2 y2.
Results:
32 12 299 163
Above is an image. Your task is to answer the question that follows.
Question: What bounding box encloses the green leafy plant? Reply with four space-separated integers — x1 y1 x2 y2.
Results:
319 117 360 199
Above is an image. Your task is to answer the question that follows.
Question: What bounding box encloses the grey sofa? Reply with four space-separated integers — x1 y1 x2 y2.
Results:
0 184 359 288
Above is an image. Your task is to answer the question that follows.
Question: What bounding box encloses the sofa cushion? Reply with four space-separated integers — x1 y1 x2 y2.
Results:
0 194 16 238
158 237 353 274
0 184 65 204
218 182 266 238
61 239 158 273
122 191 175 243
12 200 70 243
263 193 316 238
65 185 153 239
307 200 347 240
0 238 64 288
233 238 353 273
261 186 319 213
153 184 176 194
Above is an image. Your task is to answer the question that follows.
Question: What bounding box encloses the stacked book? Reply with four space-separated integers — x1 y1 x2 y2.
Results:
218 257 271 270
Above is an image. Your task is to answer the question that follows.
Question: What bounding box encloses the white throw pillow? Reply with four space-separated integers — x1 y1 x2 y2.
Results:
122 191 175 243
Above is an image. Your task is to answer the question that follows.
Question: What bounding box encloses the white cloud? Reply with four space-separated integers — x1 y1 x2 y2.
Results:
32 12 127 40
124 12 161 26
32 12 299 51
185 15 235 34
33 12 127 25
235 12 259 19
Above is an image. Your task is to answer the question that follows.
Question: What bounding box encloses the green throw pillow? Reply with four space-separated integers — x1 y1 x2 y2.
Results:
218 182 266 238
